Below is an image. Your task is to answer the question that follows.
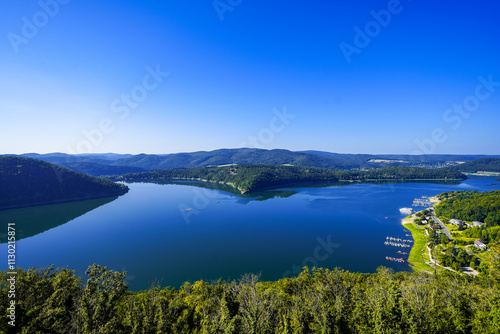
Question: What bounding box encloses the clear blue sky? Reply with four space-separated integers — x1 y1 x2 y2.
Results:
1 0 499 155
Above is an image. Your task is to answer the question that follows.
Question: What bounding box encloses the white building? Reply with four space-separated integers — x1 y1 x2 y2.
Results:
449 219 464 226
473 221 484 227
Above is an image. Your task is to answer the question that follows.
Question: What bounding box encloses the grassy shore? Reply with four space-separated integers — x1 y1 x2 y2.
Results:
402 215 435 273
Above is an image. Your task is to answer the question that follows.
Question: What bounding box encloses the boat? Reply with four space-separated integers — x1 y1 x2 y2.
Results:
386 256 405 263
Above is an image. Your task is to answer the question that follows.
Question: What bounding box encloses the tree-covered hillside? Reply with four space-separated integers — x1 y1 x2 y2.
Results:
109 149 371 170
58 162 146 177
0 157 128 209
435 190 500 227
447 158 500 173
1 264 499 333
435 190 500 247
110 165 466 194
11 150 499 171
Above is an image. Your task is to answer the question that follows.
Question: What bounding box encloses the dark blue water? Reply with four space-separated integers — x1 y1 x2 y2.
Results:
2 176 499 290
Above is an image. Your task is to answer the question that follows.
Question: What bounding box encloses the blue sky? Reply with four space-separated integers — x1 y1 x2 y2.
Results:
1 0 499 155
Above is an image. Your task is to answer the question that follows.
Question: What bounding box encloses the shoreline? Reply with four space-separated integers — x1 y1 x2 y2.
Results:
463 171 500 176
400 195 442 272
400 205 435 273
401 214 433 272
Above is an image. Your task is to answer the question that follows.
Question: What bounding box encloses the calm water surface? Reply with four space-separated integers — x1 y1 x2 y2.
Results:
2 175 499 290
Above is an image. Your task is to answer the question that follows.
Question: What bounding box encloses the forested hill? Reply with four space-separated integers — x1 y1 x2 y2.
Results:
446 158 500 173
12 149 499 171
436 190 500 227
435 190 500 247
109 165 466 194
1 264 499 333
58 161 146 177
0 157 128 210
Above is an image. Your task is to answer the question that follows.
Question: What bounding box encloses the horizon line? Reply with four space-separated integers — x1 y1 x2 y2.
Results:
2 148 500 157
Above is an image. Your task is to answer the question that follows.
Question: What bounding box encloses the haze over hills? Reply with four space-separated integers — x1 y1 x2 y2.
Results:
5 149 500 175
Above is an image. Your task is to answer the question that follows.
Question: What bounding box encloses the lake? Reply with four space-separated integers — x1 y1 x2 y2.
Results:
2 175 500 291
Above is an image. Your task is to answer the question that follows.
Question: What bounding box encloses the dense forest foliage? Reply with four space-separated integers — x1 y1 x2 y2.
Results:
435 190 500 227
1 264 499 333
109 165 466 193
461 226 500 244
446 158 500 173
436 242 474 270
0 157 128 209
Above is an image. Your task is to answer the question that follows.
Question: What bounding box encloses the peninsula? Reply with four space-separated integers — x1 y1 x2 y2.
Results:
108 164 466 194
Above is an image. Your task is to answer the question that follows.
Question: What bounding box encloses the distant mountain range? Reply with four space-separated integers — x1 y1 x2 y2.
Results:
5 149 500 176
1 151 498 210
57 162 146 177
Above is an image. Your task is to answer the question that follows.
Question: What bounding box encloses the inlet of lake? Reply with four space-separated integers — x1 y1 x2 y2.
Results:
2 175 500 291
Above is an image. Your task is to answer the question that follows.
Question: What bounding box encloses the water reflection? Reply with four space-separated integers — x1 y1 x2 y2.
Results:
133 180 299 203
133 179 461 203
0 196 120 243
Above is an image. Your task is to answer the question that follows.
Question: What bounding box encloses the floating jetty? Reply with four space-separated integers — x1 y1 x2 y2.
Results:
386 256 405 263
397 251 408 255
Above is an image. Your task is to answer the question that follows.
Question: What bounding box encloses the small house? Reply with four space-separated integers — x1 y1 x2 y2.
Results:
474 240 487 250
430 225 441 230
